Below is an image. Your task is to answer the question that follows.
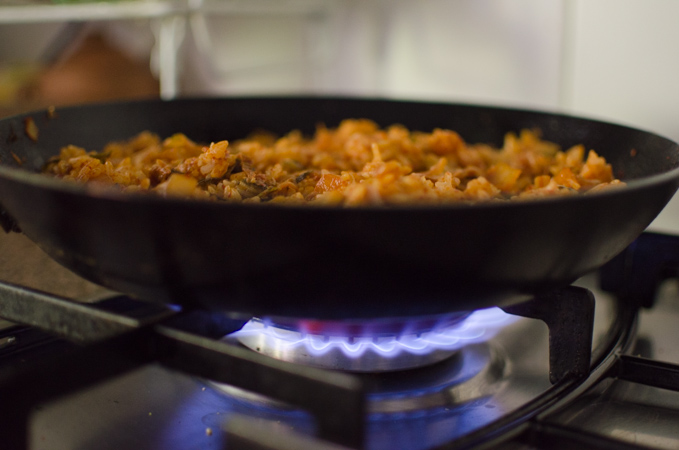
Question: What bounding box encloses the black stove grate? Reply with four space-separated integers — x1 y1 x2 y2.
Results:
509 350 679 450
0 282 367 450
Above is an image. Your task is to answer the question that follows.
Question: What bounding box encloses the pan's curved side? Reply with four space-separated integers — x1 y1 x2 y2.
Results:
0 98 678 319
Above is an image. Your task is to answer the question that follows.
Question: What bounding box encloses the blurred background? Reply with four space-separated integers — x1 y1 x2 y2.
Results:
1 0 678 230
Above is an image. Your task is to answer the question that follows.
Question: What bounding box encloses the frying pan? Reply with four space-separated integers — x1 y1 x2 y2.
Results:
0 97 678 320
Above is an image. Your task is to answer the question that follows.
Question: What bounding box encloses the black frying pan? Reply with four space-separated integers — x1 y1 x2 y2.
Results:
0 97 678 320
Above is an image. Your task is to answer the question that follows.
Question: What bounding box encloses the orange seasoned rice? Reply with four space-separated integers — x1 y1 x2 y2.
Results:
43 119 624 205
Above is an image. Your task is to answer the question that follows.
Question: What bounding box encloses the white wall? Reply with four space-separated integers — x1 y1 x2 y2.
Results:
376 0 564 109
564 0 679 143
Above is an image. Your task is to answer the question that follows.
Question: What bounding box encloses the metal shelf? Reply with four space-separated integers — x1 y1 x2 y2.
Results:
0 0 183 24
0 0 335 24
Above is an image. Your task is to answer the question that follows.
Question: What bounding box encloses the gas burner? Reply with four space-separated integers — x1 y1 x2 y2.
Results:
228 308 516 372
210 339 508 416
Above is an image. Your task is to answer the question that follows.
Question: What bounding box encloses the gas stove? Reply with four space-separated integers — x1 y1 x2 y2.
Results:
1 232 678 449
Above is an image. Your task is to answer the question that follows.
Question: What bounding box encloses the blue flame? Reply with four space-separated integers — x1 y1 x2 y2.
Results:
232 307 517 359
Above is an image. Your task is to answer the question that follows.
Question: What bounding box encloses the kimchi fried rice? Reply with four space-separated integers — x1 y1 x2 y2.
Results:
43 119 624 205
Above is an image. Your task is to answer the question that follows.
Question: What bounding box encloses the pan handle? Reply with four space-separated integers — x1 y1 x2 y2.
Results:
0 204 20 233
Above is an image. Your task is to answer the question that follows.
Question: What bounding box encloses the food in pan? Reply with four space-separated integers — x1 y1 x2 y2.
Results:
43 119 623 205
